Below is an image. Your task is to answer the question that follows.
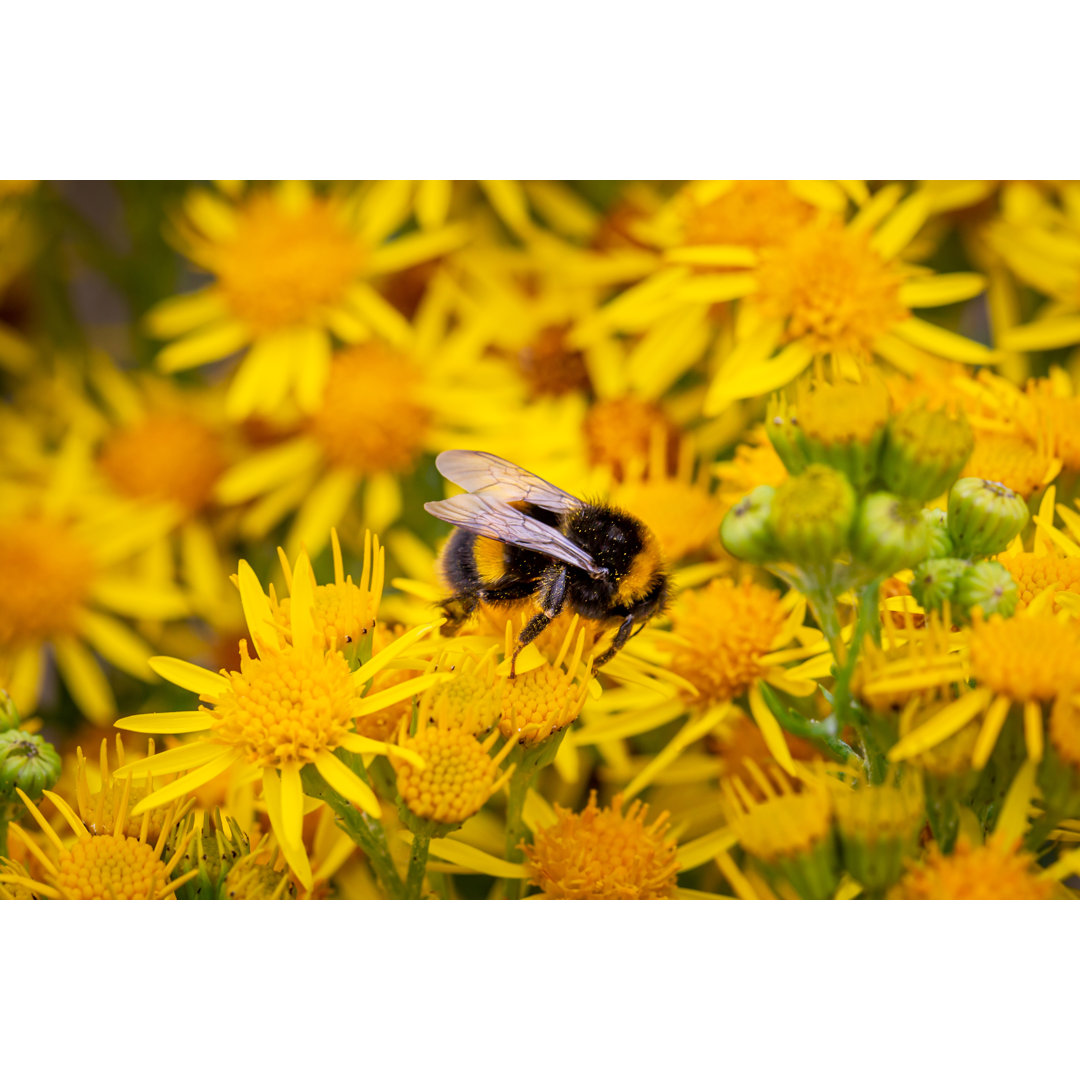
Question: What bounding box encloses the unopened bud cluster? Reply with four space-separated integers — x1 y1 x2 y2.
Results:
722 395 1027 612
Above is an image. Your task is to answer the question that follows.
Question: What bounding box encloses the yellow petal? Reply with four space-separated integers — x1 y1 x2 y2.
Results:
889 688 993 761
76 610 153 680
289 551 318 655
145 288 229 339
115 710 214 734
748 684 796 775
995 758 1038 846
215 437 322 503
999 316 1080 352
148 655 230 698
353 672 454 716
899 273 986 309
314 750 381 816
53 636 115 723
367 224 469 276
871 191 930 260
157 321 251 373
115 739 229 777
676 828 736 871
263 766 313 890
888 317 993 364
706 337 812 414
338 734 424 769
352 621 443 685
664 245 757 268
237 559 281 658
426 836 530 878
623 704 730 799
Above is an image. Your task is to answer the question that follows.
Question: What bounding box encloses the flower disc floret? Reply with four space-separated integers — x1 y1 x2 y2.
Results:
969 613 1080 703
214 191 367 333
893 838 1054 899
664 578 786 704
211 640 357 768
0 516 94 648
500 662 584 747
54 834 170 900
309 344 432 474
523 791 679 900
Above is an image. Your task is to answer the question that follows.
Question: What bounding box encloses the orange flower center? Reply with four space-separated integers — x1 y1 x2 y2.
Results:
395 725 501 824
755 222 907 355
893 837 1054 899
211 641 357 767
99 412 226 514
0 516 94 648
962 431 1054 497
524 791 679 899
682 181 816 250
515 324 592 398
663 579 786 705
308 344 432 474
55 834 170 900
583 397 679 481
969 613 1080 703
214 192 367 334
995 552 1080 610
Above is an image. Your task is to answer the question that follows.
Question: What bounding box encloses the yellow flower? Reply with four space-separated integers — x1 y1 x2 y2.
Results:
0 786 195 900
212 276 526 551
0 475 188 723
147 181 468 418
703 188 992 415
892 836 1054 899
113 548 447 889
523 790 679 899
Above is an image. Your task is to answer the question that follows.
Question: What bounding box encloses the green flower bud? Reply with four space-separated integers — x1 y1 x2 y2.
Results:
954 561 1018 621
0 731 62 804
851 493 931 576
765 401 808 475
770 465 856 566
164 810 250 900
795 379 890 489
948 477 1030 557
0 691 20 733
909 558 970 613
880 404 973 501
922 508 954 559
222 851 296 899
721 486 777 563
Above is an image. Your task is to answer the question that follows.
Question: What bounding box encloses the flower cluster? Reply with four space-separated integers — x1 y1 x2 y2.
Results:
3 179 1080 900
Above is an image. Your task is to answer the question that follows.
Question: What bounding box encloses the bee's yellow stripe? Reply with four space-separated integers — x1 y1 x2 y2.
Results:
616 534 661 603
473 536 506 583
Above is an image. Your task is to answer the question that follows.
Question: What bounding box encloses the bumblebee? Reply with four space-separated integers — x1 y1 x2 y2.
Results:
425 450 669 674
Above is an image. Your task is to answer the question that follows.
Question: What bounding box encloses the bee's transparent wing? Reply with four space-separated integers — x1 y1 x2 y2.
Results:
434 450 583 513
425 494 607 578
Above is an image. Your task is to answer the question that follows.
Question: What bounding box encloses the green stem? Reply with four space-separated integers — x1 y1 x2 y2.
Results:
301 760 405 898
405 832 431 899
0 805 8 860
503 765 534 900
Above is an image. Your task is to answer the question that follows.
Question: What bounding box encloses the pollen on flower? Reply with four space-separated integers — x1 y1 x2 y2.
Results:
969 613 1080 703
662 578 786 705
277 582 377 654
308 343 432 474
214 191 368 333
419 650 502 734
892 837 1054 899
755 220 908 356
98 412 226 514
583 396 679 480
523 791 680 899
500 661 587 747
54 834 171 900
394 719 513 824
0 515 94 648
995 552 1080 610
210 640 357 768
681 180 816 250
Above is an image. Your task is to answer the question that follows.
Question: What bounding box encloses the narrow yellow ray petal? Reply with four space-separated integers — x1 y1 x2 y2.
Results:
706 338 812 414
263 766 313 891
624 704 730 799
999 316 1080 352
41 791 91 839
15 790 67 853
337 735 424 769
157 320 251 372
367 224 469 276
346 282 413 347
995 758 1038 846
889 688 994 761
215 437 322 503
748 684 796 775
888 317 993 364
237 559 281 659
289 551 317 655
314 750 381 816
426 837 530 878
130 751 240 814
871 191 930 260
53 636 115 723
715 849 761 901
899 273 986 309
352 621 444 684
148 656 230 697
676 827 736 871
115 739 229 778
76 610 153 680
145 287 228 338
663 244 757 268
574 699 686 746
87 577 189 620
115 710 214 734
971 695 1012 770
523 788 558 832
1023 700 1044 763
352 672 454 716
789 179 848 213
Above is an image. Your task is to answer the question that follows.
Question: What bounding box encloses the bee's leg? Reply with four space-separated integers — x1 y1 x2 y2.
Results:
510 565 567 677
591 614 637 673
